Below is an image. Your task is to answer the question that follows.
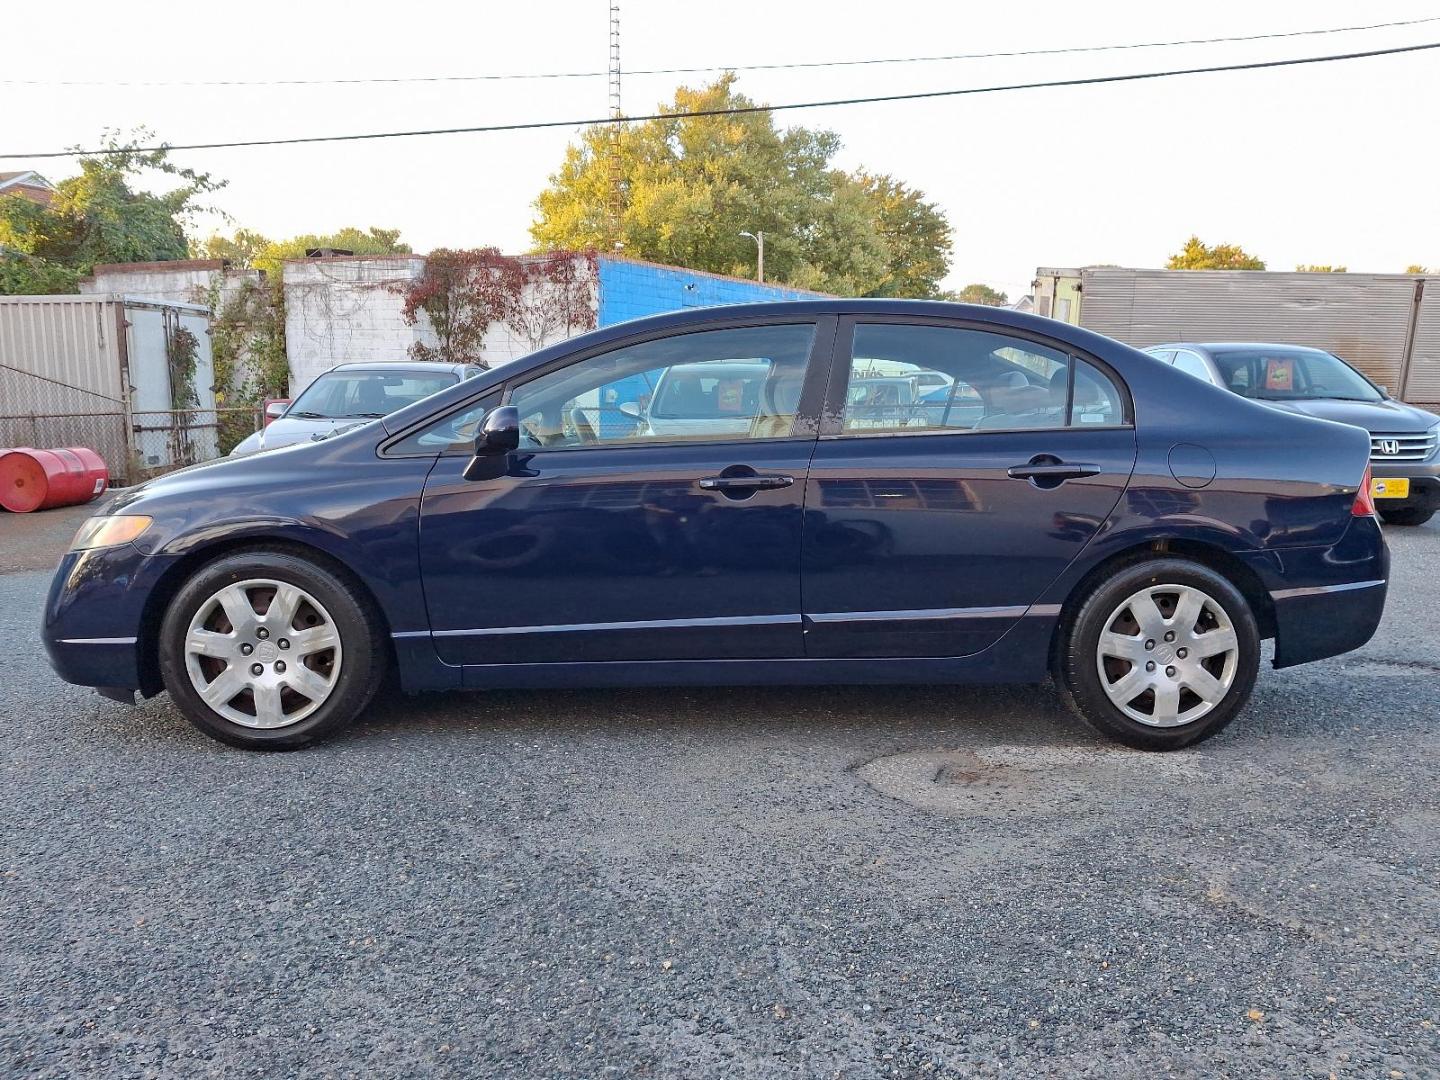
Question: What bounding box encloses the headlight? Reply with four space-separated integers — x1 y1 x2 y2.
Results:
69 515 152 551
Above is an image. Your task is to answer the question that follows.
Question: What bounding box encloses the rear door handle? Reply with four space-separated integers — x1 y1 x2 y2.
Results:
1007 462 1102 481
698 474 795 491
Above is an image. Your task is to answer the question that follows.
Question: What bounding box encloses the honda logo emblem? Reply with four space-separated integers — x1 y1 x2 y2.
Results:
1378 439 1401 456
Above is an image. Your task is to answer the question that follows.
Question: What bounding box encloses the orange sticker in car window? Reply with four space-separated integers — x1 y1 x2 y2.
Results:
716 379 746 413
1264 358 1294 391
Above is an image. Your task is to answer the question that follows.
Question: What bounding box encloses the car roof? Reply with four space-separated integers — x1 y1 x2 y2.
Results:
1146 342 1334 356
328 361 475 374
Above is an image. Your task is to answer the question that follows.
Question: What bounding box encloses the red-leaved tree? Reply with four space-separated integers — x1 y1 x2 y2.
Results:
395 247 524 366
395 248 598 365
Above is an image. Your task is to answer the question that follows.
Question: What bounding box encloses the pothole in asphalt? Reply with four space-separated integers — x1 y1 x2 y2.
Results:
856 743 1200 817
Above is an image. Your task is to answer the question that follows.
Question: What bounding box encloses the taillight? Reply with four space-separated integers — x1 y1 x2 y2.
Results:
1352 465 1377 517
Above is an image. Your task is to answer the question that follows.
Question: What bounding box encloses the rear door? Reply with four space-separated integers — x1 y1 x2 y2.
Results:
802 317 1137 658
408 319 834 666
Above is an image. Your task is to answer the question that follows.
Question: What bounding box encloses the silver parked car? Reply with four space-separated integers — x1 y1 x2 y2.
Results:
231 362 481 456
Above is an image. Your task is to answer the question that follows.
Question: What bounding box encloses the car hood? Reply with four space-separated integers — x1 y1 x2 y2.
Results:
232 416 375 455
1259 397 1438 432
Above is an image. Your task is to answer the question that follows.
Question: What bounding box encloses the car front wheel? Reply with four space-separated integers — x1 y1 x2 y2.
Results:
158 549 388 750
1058 558 1260 750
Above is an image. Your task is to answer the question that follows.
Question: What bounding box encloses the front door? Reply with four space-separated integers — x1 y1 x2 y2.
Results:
802 319 1137 658
415 320 831 666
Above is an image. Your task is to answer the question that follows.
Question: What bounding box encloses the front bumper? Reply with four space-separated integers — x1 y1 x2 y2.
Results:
1370 457 1440 511
42 545 179 693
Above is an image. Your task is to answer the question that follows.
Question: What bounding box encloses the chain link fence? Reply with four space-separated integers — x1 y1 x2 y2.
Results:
1 361 262 483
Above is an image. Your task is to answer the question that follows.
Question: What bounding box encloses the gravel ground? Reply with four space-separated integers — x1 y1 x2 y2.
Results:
2 505 1437 1078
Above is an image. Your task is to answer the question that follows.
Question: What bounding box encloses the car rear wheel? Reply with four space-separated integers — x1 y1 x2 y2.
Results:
158 549 388 750
1058 558 1260 751
1377 505 1435 527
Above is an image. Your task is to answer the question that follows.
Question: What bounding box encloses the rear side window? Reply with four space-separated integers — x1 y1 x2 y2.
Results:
835 323 1127 434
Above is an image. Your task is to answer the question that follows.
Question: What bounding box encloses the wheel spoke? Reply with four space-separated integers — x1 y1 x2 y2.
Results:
267 582 305 631
187 629 234 659
216 585 259 638
1104 665 1148 705
1131 593 1167 637
1171 589 1205 635
200 666 247 710
289 624 339 657
1193 626 1237 659
284 663 332 703
1151 681 1182 725
1184 666 1227 704
1100 631 1147 663
252 682 285 728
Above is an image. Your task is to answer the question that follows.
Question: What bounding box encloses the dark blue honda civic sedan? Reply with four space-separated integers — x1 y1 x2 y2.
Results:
44 300 1388 751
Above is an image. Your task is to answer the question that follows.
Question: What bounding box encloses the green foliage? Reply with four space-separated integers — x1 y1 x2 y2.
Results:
166 324 201 410
194 226 411 274
1295 264 1347 272
0 129 224 295
530 75 952 297
1166 236 1265 271
209 276 288 454
1406 264 1432 274
949 283 1010 306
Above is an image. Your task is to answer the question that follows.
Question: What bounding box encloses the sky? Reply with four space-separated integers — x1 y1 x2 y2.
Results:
4 0 1438 300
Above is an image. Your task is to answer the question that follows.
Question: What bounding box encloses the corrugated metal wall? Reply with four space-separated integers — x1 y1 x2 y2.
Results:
1405 287 1440 405
1079 270 1434 401
0 295 123 402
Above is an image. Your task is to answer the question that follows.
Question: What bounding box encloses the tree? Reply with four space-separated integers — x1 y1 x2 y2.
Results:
0 129 224 294
530 75 953 297
504 251 599 352
1166 236 1265 271
395 248 524 366
1296 264 1347 272
193 225 411 275
950 283 1009 306
1406 264 1432 274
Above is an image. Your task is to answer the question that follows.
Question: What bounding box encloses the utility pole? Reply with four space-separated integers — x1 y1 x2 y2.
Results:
740 231 765 283
607 3 624 249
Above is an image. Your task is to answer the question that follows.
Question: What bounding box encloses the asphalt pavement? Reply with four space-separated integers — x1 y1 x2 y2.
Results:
2 502 1437 1078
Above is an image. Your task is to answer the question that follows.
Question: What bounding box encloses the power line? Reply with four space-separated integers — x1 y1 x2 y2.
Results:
1 14 1437 87
2 39 1436 161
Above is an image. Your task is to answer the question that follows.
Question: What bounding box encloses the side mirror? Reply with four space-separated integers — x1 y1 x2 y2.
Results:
263 399 290 424
477 405 521 454
1377 385 1390 398
464 405 520 481
618 401 642 420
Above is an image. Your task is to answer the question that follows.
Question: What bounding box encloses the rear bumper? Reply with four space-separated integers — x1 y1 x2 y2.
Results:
1254 514 1389 669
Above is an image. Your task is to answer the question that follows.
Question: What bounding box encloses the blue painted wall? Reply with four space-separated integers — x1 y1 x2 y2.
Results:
597 256 825 326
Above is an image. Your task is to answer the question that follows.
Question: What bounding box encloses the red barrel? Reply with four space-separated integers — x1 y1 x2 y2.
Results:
0 447 109 513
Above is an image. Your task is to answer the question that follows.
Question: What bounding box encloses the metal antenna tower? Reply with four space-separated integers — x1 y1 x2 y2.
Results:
607 3 623 247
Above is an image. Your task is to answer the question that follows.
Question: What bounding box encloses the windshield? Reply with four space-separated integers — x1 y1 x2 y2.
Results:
286 369 458 419
650 363 772 420
1210 349 1382 402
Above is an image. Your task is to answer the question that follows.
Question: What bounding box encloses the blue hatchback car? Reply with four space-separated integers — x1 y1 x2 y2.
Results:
44 301 1388 751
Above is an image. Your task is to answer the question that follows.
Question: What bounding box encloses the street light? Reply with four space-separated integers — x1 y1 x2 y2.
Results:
739 230 764 284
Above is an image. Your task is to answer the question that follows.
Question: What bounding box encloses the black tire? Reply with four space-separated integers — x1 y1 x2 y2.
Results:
158 549 389 750
1378 505 1435 527
1057 558 1261 751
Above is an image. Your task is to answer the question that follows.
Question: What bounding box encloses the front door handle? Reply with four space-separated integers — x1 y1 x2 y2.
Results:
1007 462 1102 482
698 474 795 491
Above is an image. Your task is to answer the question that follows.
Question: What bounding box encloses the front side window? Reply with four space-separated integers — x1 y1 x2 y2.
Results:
1172 352 1217 385
508 323 816 449
836 324 1126 435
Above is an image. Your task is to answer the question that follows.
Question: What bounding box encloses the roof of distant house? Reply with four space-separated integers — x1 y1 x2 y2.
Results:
0 170 57 207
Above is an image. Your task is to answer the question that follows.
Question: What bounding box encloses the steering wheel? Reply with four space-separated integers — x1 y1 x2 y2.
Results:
569 406 599 444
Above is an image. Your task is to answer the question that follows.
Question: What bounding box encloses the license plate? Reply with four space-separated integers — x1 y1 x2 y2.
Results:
1371 477 1410 499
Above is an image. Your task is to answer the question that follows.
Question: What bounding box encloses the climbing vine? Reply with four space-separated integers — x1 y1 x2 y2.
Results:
166 323 200 410
209 276 288 453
